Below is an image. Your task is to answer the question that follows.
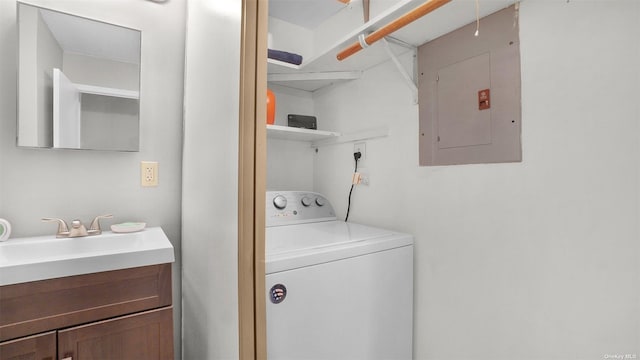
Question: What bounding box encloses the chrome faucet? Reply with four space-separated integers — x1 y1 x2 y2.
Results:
42 214 113 238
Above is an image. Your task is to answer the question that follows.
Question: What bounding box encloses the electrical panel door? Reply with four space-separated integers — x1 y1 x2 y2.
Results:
436 52 492 150
418 5 521 166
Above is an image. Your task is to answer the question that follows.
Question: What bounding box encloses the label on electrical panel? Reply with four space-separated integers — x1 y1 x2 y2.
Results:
478 89 490 110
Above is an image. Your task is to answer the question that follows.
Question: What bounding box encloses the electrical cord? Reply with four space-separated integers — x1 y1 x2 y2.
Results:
345 151 361 222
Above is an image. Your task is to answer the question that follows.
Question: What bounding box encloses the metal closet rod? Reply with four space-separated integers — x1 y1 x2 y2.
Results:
336 0 451 61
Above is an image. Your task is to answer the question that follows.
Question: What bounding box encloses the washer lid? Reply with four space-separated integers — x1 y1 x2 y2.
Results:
266 221 413 274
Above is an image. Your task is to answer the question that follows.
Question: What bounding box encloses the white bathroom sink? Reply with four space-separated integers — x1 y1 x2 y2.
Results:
0 227 174 286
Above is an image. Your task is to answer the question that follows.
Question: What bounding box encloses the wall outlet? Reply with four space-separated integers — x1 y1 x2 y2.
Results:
141 161 158 187
359 173 370 186
352 171 370 186
354 142 366 160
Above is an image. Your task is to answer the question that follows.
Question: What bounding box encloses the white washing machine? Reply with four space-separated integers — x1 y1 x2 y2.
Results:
266 191 414 360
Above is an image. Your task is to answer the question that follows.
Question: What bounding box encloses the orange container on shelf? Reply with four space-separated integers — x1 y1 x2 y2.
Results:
266 89 276 125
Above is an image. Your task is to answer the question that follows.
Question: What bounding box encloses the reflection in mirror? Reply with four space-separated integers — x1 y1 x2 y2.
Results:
17 3 141 151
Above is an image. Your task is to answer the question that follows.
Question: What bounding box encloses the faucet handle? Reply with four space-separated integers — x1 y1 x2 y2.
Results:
69 219 89 237
88 214 113 235
42 218 70 238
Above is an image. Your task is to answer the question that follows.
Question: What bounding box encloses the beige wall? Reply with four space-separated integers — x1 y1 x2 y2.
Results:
0 0 185 357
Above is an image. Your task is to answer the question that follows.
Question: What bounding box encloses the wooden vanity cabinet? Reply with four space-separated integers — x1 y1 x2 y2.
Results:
0 264 173 360
58 307 173 360
0 331 56 360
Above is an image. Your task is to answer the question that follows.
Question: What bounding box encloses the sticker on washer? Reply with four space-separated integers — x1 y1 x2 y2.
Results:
270 284 287 304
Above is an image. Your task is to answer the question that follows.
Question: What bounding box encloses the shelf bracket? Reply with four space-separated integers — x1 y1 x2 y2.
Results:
381 37 418 104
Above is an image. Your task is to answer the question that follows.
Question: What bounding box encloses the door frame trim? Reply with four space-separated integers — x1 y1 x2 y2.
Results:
238 0 268 358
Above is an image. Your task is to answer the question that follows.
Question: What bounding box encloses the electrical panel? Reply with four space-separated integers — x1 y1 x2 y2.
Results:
418 5 521 166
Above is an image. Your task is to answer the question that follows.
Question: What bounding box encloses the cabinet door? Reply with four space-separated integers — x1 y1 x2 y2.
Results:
0 331 55 360
58 307 173 360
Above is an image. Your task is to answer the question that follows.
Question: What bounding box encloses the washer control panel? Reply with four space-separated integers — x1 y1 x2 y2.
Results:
266 191 336 227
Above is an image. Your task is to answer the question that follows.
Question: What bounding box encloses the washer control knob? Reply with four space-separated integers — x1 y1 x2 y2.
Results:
315 197 325 207
273 195 287 210
301 197 312 207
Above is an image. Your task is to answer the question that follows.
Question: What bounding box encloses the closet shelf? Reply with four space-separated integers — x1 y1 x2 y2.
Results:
267 0 516 92
267 70 362 92
75 84 139 99
267 125 340 142
312 125 389 147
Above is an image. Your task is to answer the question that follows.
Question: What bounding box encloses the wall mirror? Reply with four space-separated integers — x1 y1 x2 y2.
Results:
17 2 141 151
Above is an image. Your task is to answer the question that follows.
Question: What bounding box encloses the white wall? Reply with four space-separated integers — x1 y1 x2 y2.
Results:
267 138 315 191
17 3 62 147
0 0 185 357
63 52 139 90
80 94 138 150
311 1 640 359
268 16 314 58
270 84 315 127
34 9 60 147
312 0 364 55
267 84 316 191
181 0 242 358
17 3 39 146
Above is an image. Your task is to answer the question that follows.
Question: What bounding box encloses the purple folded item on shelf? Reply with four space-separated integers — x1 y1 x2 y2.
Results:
268 49 303 65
